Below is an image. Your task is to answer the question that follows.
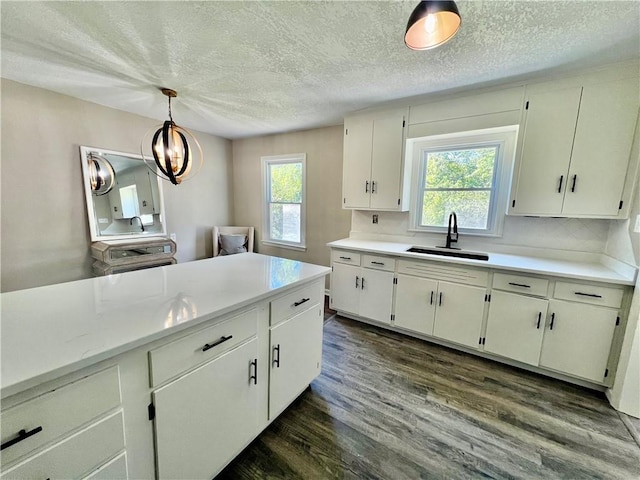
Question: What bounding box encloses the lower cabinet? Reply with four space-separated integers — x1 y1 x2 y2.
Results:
152 338 260 480
484 278 622 383
539 300 618 382
484 290 548 366
432 281 487 348
394 274 486 348
331 263 394 324
269 305 323 419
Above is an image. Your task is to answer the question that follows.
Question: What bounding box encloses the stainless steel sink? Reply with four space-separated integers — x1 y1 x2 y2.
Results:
406 246 489 261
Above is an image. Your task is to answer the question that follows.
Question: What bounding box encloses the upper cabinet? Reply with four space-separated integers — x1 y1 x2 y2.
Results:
342 107 410 210
510 75 640 218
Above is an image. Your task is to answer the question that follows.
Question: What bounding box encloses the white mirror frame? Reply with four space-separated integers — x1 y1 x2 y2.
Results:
80 145 168 242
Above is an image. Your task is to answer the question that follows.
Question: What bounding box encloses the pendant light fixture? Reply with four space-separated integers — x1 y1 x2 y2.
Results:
87 152 115 195
404 1 461 50
141 88 203 185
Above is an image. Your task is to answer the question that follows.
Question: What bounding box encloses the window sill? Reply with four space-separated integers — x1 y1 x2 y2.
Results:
407 227 503 238
261 240 307 252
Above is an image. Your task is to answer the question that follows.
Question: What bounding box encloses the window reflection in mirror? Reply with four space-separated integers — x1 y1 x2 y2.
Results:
80 146 167 241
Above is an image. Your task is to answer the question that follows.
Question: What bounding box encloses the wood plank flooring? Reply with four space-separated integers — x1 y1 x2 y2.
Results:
218 316 640 479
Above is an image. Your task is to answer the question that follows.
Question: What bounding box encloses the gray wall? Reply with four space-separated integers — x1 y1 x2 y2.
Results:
1 79 233 292
231 125 351 287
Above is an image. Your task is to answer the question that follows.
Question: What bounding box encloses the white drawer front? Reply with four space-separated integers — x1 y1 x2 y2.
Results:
362 254 396 272
331 250 361 266
149 308 258 387
82 452 128 480
1 411 125 480
397 260 488 287
554 281 624 308
271 279 324 326
0 367 121 466
493 273 549 297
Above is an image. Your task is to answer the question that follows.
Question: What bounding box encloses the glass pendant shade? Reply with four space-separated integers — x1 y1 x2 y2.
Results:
87 152 115 195
142 89 203 185
405 1 461 50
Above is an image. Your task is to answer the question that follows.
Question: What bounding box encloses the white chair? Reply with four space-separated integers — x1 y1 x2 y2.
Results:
212 226 254 257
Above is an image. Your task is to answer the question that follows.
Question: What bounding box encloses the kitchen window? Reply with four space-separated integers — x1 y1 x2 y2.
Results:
262 153 306 250
408 126 517 236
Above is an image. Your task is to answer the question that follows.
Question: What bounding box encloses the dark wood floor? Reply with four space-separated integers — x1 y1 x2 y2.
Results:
219 315 640 479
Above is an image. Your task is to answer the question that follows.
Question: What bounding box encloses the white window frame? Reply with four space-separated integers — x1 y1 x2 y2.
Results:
261 153 307 251
407 126 518 237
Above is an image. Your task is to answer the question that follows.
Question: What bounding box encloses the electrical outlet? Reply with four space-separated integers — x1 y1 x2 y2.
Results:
634 215 640 233
170 233 177 242
372 214 378 224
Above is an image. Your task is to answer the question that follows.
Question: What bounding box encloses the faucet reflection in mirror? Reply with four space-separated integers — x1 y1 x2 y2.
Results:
80 146 168 242
141 88 203 185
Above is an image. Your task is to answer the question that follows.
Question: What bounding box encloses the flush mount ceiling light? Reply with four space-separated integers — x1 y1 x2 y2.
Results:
141 88 203 185
87 152 115 195
404 1 461 50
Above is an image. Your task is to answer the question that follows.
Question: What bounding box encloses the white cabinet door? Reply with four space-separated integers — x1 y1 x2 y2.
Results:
539 300 618 382
359 268 394 324
484 291 548 366
135 169 155 215
342 116 373 208
330 263 360 315
153 339 260 480
562 77 640 216
370 113 405 210
270 306 323 419
511 87 582 215
394 274 437 335
433 281 486 348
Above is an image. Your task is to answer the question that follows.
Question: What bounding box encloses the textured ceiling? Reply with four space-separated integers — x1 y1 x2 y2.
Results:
1 1 639 139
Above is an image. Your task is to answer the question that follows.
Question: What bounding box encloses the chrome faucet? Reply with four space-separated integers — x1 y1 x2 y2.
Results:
442 212 459 249
130 216 145 232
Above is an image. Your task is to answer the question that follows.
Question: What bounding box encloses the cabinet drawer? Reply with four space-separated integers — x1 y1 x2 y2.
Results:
82 452 128 480
554 281 624 308
493 273 549 297
331 250 361 266
397 260 488 287
149 308 258 387
0 367 121 466
271 280 324 326
1 411 125 480
362 254 396 272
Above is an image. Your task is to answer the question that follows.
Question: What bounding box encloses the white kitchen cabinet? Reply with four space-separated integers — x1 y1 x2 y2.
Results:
152 338 260 480
510 76 639 217
394 274 438 335
330 262 394 324
432 281 487 348
269 305 323 419
484 290 548 366
342 108 409 211
539 300 618 383
395 274 486 348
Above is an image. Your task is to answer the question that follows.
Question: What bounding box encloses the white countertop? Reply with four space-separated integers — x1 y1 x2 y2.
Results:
0 253 331 398
328 238 637 285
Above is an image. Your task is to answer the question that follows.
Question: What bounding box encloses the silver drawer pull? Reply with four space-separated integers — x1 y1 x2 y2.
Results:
370 261 385 266
202 335 233 352
574 292 602 298
293 298 310 307
508 282 531 288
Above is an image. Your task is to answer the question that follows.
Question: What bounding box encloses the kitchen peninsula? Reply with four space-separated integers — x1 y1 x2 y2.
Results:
1 253 331 479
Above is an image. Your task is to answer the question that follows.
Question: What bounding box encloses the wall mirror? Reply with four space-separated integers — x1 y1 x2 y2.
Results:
80 146 167 242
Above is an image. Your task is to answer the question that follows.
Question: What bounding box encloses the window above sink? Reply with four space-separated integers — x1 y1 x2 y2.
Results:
407 126 518 237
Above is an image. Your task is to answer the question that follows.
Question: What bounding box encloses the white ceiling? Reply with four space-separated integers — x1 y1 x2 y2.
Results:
1 1 639 139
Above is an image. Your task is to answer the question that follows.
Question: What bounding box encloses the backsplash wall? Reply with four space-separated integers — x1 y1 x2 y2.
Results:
350 211 612 254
